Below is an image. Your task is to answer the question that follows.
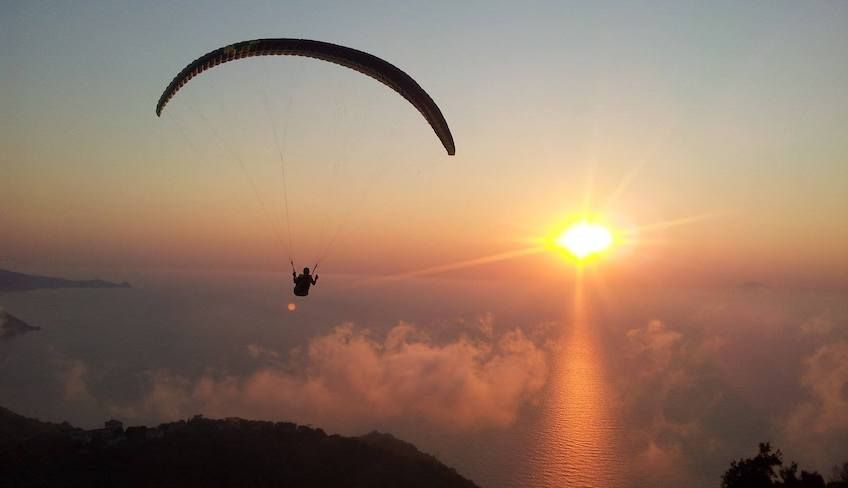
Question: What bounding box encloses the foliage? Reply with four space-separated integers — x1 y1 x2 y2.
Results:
722 443 846 488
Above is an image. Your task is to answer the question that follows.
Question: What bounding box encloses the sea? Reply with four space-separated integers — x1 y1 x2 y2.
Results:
2 269 845 487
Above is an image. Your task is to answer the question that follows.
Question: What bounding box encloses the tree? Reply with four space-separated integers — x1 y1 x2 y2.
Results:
722 443 844 488
830 463 848 488
722 443 783 488
780 462 825 488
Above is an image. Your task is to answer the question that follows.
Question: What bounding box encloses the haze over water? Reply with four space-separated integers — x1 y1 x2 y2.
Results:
4 270 845 487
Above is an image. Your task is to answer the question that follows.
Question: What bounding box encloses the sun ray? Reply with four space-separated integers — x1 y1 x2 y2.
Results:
599 115 681 213
625 238 676 247
601 159 646 213
627 211 723 235
581 165 597 214
584 265 614 314
361 246 546 283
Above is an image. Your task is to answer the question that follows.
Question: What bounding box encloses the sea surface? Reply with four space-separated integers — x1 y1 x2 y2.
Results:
1 270 845 487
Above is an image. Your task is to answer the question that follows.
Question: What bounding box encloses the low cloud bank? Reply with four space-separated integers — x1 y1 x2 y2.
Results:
616 319 746 486
785 340 848 465
121 321 549 431
611 288 848 486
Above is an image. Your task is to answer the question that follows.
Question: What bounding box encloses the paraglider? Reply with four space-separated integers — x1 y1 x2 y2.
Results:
292 267 318 297
155 38 455 296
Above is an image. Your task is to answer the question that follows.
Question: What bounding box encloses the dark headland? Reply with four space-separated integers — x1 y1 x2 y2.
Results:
0 406 479 488
0 268 131 293
0 309 40 340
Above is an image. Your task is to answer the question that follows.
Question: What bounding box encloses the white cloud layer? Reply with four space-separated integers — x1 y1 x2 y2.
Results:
114 321 549 431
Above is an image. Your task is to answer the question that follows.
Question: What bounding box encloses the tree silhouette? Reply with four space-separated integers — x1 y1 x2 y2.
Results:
722 443 845 488
830 463 848 488
722 443 784 488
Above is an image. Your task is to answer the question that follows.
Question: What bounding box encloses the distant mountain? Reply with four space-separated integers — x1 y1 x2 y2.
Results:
0 269 131 292
0 407 479 488
0 310 40 340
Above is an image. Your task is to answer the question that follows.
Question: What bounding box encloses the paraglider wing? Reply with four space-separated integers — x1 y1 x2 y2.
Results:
155 38 455 155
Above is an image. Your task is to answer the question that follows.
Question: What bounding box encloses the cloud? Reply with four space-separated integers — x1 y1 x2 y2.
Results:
126 320 549 431
776 338 848 475
245 343 284 364
615 318 765 487
59 358 100 416
625 319 684 378
800 316 835 336
786 340 848 437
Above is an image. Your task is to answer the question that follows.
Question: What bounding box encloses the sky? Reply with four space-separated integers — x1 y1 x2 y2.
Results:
2 0 846 285
1 4 848 485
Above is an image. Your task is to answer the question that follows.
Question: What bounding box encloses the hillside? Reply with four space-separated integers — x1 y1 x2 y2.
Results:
0 407 479 488
0 269 130 292
0 310 40 340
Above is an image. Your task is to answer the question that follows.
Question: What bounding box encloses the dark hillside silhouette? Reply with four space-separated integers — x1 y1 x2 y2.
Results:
0 269 130 292
0 406 71 449
0 407 478 488
0 310 40 340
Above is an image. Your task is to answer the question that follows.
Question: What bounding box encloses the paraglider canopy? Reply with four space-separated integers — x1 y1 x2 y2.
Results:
154 37 456 285
156 38 455 155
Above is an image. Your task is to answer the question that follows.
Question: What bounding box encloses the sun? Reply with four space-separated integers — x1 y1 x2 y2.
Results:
556 221 613 260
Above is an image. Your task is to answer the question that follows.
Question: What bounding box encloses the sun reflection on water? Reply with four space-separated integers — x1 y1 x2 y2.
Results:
515 272 622 487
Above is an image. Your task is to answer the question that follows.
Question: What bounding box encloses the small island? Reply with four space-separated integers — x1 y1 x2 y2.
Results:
0 309 40 340
0 269 131 293
0 406 479 488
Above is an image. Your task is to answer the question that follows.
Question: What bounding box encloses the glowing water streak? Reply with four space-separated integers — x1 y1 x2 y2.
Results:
515 269 622 487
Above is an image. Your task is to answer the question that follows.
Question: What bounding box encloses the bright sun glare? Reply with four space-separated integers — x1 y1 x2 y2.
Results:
556 222 613 260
